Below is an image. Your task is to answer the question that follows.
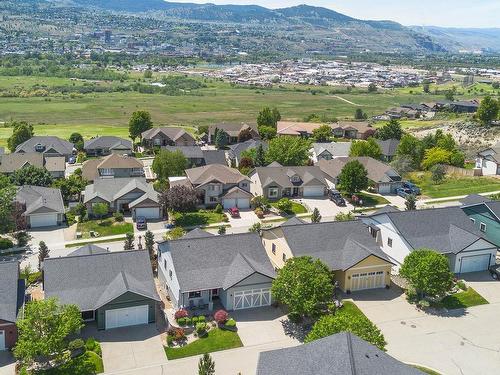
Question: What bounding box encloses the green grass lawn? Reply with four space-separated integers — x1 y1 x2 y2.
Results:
76 218 133 239
337 301 367 319
34 352 104 375
344 192 390 207
172 210 226 227
165 329 243 360
407 172 500 199
271 201 308 215
439 288 489 310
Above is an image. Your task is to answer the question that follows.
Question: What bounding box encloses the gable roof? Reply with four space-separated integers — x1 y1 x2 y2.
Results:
141 127 195 143
185 164 248 186
0 261 24 323
15 136 74 155
182 228 215 239
82 154 144 181
460 194 492 206
256 332 424 375
202 150 227 165
164 145 204 159
278 216 306 227
333 121 374 134
83 178 156 204
277 121 328 136
84 136 132 151
43 251 160 311
252 166 328 188
16 185 65 215
275 220 391 271
208 123 258 137
0 153 66 174
376 138 400 157
158 232 275 292
318 157 401 183
68 244 110 257
312 142 352 158
369 206 490 254
228 140 268 160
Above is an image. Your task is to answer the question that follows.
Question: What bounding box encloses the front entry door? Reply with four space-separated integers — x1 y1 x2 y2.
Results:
292 187 299 197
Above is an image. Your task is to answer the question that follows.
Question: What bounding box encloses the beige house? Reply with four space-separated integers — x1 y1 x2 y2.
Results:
82 154 145 182
261 218 393 293
0 153 65 178
141 127 196 148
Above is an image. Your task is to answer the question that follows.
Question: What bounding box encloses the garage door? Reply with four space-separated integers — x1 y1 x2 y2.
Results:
30 213 57 228
351 271 386 291
0 330 5 351
303 186 325 197
233 288 271 310
105 305 149 330
223 199 236 209
235 198 250 209
460 254 491 273
135 207 160 219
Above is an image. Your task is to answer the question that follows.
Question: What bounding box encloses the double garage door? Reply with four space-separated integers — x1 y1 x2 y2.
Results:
223 198 250 209
303 186 325 197
105 305 149 330
135 207 161 219
30 213 58 228
351 271 386 291
233 288 271 310
460 254 491 273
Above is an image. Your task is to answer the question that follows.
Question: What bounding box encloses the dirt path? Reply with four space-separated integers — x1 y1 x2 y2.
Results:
330 95 361 106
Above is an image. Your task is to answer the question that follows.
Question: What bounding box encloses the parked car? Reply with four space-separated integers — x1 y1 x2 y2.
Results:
228 207 240 218
136 216 147 230
489 264 500 280
68 156 76 164
403 181 421 195
396 188 414 198
328 189 346 206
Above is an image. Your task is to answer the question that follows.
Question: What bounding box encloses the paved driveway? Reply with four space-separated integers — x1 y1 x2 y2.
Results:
84 323 165 374
349 281 500 375
226 209 259 229
293 197 353 220
0 351 15 375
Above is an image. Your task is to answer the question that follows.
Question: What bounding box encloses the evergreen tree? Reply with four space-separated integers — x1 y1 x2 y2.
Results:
198 353 215 375
38 241 50 270
124 232 135 250
311 207 321 223
255 144 266 167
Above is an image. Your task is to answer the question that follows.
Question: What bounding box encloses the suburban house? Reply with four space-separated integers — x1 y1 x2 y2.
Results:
16 185 65 228
15 136 74 161
0 153 65 178
261 219 393 292
476 143 500 175
141 127 196 148
171 164 252 209
376 138 400 162
256 332 424 375
68 244 110 257
163 146 227 167
362 206 498 274
311 142 352 162
249 163 329 199
207 123 260 145
460 195 500 246
83 177 162 219
43 251 160 330
158 230 276 311
82 154 145 182
227 140 268 167
0 261 25 351
84 136 133 156
277 121 330 138
318 157 403 194
332 122 376 140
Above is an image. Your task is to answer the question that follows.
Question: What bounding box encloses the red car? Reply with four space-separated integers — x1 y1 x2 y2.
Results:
228 207 240 218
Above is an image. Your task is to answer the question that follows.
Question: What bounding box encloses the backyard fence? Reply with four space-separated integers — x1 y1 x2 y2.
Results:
444 165 482 177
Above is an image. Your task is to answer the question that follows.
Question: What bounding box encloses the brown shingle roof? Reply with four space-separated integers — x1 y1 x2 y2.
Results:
185 164 248 186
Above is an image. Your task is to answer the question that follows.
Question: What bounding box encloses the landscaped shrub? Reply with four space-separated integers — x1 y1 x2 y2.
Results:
221 216 229 223
275 198 292 213
191 316 199 325
287 312 302 323
196 322 207 335
166 335 174 347
85 337 102 356
177 317 187 326
254 207 264 218
214 204 223 214
0 237 14 250
27 271 42 285
197 315 206 323
173 328 185 341
13 231 31 247
68 338 85 352
174 309 188 320
405 287 418 303
113 212 124 222
225 318 236 328
214 309 229 324
457 280 467 291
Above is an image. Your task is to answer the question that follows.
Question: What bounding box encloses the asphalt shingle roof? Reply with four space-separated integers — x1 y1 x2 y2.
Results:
460 194 492 206
16 186 64 215
312 142 352 159
141 127 195 143
43 251 160 311
317 157 401 183
256 332 424 375
252 166 329 188
228 140 268 160
83 178 157 204
84 136 132 151
376 138 400 157
68 244 110 256
184 164 248 186
15 136 74 156
277 220 391 271
158 232 275 292
0 261 24 323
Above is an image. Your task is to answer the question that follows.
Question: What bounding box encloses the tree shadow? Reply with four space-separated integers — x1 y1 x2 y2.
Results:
280 318 313 343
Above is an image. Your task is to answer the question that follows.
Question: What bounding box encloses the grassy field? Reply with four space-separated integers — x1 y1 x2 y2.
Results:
439 288 489 310
407 172 500 198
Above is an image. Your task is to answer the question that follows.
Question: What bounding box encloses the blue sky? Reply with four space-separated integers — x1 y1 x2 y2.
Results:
169 0 500 28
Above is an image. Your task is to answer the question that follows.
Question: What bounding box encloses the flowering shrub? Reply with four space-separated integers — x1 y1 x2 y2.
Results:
173 328 185 341
214 309 229 324
174 309 188 320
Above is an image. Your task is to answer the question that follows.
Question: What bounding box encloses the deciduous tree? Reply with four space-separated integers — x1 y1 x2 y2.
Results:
477 96 499 126
266 136 311 166
152 149 187 180
338 160 368 194
311 125 332 143
129 110 153 142
10 165 53 187
7 121 34 152
160 185 198 213
257 107 280 128
349 138 382 159
92 202 109 222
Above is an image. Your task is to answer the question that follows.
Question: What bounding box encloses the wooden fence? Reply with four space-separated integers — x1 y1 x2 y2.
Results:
444 165 482 177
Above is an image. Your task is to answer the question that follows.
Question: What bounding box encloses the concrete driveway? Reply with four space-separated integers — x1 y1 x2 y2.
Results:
293 197 353 220
84 323 165 374
0 351 15 375
28 226 66 249
349 281 500 375
226 209 259 229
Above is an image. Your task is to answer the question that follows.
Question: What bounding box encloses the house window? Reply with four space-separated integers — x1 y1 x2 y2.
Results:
290 175 301 183
272 243 276 255
480 222 487 232
209 197 218 203
154 138 161 146
169 270 173 279
387 238 393 247
81 310 95 321
100 168 114 176
282 253 286 262
268 188 279 198
241 183 248 188
188 291 201 298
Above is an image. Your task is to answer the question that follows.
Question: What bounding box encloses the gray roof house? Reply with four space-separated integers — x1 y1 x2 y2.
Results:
208 123 260 145
261 220 393 292
256 332 424 375
68 244 110 257
376 138 400 162
141 127 196 148
83 177 162 220
81 153 145 182
16 186 65 228
249 164 329 199
227 140 268 167
460 196 500 247
362 206 498 274
477 143 500 176
0 152 65 178
163 146 227 167
43 251 160 330
15 136 74 161
0 261 25 350
318 157 403 194
158 231 276 311
311 142 351 162
84 136 133 156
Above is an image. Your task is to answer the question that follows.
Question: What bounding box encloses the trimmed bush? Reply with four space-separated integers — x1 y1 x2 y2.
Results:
225 318 236 328
113 212 124 222
174 308 188 320
68 338 85 352
214 204 223 214
177 317 187 326
196 322 207 335
191 316 199 325
85 337 102 356
214 309 229 324
174 328 185 341
166 335 174 347
198 315 206 323
0 237 14 250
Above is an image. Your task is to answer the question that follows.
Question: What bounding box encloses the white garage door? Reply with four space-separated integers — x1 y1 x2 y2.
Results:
235 198 250 209
135 207 160 219
460 254 491 273
223 199 236 209
233 288 271 310
30 213 57 228
303 186 324 197
105 305 149 330
0 330 5 351
351 271 386 291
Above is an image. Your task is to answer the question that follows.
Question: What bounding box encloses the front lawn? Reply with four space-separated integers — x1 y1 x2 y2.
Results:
172 209 227 227
164 328 243 360
39 351 104 375
271 201 308 215
345 192 390 207
76 218 133 239
337 301 369 319
407 172 500 199
439 287 489 310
